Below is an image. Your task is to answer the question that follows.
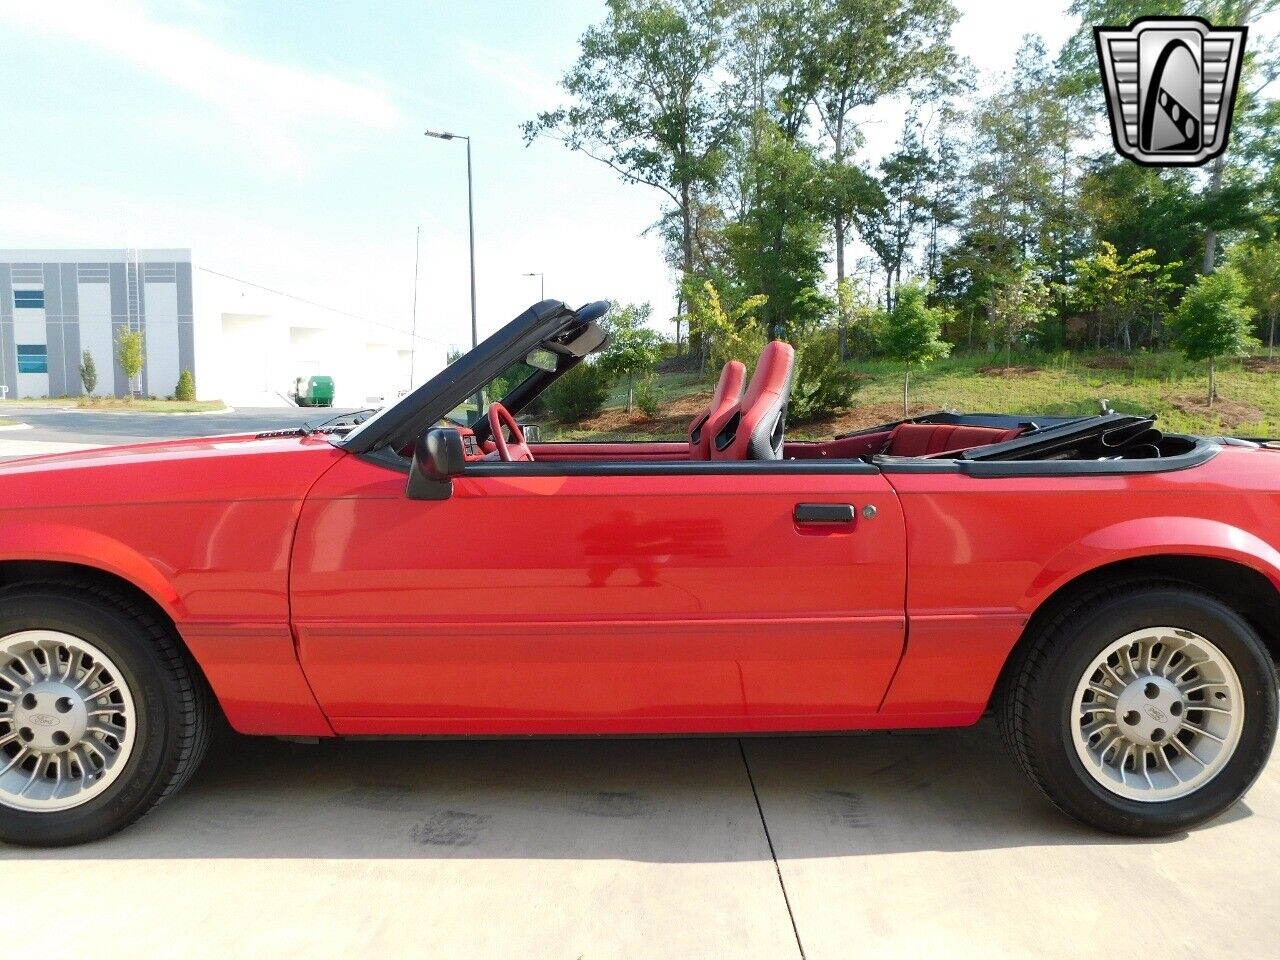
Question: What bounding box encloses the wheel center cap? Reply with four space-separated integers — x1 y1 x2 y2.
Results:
1115 675 1185 746
11 681 88 752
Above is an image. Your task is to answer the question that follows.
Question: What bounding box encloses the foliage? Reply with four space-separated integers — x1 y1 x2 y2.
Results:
722 117 831 336
175 369 196 402
686 279 768 373
881 280 952 413
79 350 97 395
634 373 663 417
787 324 859 423
115 329 144 395
532 0 1280 374
988 265 1052 366
1066 243 1183 350
1229 238 1280 354
598 301 667 411
1173 267 1258 404
542 362 614 423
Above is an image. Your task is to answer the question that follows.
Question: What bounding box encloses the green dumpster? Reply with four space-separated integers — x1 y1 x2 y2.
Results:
293 375 335 408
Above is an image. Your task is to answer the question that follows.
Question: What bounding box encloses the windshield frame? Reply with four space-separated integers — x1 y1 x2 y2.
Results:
341 298 608 454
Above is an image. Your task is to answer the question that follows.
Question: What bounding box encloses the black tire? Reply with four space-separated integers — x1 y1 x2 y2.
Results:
0 583 210 846
999 580 1278 836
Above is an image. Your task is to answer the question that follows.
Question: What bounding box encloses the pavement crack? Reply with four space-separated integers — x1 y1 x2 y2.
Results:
738 738 806 960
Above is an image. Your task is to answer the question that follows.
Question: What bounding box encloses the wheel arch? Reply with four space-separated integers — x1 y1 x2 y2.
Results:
0 557 222 720
994 553 1280 707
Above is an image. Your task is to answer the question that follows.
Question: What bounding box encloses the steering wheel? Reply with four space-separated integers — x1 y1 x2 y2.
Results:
488 402 535 462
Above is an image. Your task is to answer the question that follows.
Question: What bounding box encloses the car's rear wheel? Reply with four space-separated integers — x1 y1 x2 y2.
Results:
0 583 210 846
1000 581 1278 835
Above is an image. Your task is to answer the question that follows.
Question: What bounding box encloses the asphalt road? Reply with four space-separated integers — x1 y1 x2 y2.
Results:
0 407 1277 957
2 405 364 446
2 722 1276 959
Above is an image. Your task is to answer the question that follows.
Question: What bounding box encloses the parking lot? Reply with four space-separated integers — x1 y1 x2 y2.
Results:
0 410 1277 959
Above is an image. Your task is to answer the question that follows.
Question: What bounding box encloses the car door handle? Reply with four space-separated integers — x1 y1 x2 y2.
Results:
794 503 856 525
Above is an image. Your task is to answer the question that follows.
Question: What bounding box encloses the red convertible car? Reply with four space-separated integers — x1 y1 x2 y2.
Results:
0 299 1276 845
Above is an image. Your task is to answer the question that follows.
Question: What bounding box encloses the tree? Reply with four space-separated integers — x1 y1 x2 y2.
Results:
686 279 768 373
881 280 952 414
861 116 936 310
989 265 1052 366
1173 267 1258 406
1068 242 1183 350
525 0 732 323
722 117 830 337
1230 238 1280 356
79 350 97 395
115 329 144 398
797 0 960 286
175 369 196 402
598 302 666 411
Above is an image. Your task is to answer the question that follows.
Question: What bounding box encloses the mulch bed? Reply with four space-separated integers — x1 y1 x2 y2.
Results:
1170 395 1264 429
978 365 1043 377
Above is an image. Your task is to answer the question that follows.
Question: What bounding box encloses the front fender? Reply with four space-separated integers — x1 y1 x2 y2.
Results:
0 520 185 620
1026 516 1280 611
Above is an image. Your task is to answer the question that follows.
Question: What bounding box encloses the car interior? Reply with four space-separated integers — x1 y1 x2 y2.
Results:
352 302 1212 471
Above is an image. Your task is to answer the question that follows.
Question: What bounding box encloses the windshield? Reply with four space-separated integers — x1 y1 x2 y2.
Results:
442 360 538 427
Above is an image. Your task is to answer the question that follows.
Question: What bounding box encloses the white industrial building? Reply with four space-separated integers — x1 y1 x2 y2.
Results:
0 249 444 407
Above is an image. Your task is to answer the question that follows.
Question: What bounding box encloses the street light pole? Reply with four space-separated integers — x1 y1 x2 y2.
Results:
425 129 478 351
522 271 545 301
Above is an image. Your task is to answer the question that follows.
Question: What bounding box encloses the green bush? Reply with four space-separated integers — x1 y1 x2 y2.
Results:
634 374 662 418
788 325 858 423
542 362 613 423
175 369 196 402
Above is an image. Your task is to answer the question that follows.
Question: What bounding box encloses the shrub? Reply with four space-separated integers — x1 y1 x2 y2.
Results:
634 374 662 418
788 325 858 423
79 350 97 394
542 362 612 423
175 369 196 402
1172 266 1257 405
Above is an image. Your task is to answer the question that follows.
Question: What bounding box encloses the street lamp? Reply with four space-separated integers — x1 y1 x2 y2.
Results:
424 129 478 351
522 271 545 301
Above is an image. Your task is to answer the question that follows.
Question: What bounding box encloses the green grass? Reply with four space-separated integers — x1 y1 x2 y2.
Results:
539 350 1280 441
0 418 18 427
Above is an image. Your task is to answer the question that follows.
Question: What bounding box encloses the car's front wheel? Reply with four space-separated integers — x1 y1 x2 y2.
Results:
1000 581 1278 835
0 583 210 846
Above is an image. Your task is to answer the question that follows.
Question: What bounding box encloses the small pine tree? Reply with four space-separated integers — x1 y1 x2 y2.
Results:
881 280 952 415
175 369 196 402
1172 267 1258 406
79 350 97 395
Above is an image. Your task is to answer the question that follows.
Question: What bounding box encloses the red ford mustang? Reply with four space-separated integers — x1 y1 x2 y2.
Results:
0 299 1276 845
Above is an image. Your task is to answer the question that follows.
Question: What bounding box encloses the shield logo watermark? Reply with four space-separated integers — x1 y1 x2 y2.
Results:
1095 16 1247 167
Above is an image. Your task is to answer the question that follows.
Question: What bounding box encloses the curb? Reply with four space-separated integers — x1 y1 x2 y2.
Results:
0 422 33 432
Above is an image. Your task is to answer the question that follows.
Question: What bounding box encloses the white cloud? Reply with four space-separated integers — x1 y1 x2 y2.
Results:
0 0 402 169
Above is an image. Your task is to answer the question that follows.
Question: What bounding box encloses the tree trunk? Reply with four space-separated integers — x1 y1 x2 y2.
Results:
1208 362 1216 407
903 369 910 416
1203 155 1224 274
1270 310 1276 359
627 373 634 414
835 225 848 361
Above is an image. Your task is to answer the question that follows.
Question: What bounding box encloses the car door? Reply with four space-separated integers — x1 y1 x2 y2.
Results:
290 452 907 735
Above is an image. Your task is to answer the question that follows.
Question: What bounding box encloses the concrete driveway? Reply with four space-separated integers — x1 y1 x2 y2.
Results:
3 722 1276 959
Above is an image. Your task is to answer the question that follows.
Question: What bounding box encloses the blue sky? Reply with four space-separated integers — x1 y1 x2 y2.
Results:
0 1 1081 353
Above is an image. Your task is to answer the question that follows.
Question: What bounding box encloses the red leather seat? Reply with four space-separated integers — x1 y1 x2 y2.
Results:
688 360 747 460
882 422 1022 457
708 341 795 461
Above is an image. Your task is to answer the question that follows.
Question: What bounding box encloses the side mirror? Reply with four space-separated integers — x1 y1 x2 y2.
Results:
407 428 465 500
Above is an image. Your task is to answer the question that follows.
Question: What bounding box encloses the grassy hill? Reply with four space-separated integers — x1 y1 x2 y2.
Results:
538 351 1280 441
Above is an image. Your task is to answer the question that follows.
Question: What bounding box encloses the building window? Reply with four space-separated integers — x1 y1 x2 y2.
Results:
13 290 45 309
16 345 48 374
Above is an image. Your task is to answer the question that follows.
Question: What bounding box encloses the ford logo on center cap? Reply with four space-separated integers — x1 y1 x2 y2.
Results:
31 714 58 727
1144 704 1168 723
